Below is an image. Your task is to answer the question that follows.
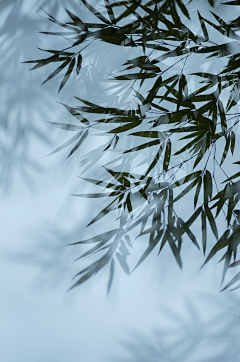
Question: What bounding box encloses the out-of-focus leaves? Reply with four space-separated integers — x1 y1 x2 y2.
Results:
65 129 88 160
116 252 130 274
70 229 118 245
47 130 83 156
107 259 115 294
221 271 240 291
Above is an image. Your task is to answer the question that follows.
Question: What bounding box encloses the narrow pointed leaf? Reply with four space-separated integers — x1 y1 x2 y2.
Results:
81 0 110 24
107 259 115 294
47 131 82 156
76 54 82 75
221 271 240 292
42 59 71 85
58 57 75 92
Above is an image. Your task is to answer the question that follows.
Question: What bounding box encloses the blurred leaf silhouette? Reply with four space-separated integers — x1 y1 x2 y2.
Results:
0 0 60 192
110 294 240 361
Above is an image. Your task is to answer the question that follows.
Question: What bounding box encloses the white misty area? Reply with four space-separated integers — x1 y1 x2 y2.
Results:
1 0 240 361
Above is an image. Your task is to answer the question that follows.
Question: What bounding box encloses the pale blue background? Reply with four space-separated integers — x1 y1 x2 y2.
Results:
1 1 240 361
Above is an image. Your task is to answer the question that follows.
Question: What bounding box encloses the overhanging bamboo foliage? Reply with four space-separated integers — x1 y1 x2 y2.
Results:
25 0 240 292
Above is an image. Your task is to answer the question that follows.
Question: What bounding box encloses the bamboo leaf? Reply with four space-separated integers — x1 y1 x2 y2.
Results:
69 229 118 245
201 210 207 255
76 54 82 75
65 9 88 30
107 259 115 294
81 0 110 24
108 119 141 133
104 0 116 24
46 121 83 131
116 252 129 275
114 73 156 81
176 0 190 19
205 205 218 239
220 135 230 166
202 229 230 267
133 230 163 271
166 230 182 269
65 129 88 160
124 139 160 153
61 103 90 124
173 178 199 203
222 171 240 183
194 177 202 208
42 59 71 86
58 57 75 92
221 271 240 292
47 131 83 156
87 198 118 227
230 131 235 155
163 140 171 172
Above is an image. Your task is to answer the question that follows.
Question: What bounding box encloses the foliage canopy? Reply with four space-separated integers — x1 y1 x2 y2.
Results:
25 0 240 292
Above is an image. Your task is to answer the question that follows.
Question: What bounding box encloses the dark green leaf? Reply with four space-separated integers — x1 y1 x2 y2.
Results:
205 205 218 239
230 131 235 155
81 0 110 24
222 171 240 183
61 103 89 124
114 73 156 81
202 230 230 268
65 9 88 30
133 230 163 271
220 134 230 165
42 59 71 86
176 0 190 19
203 171 212 205
173 178 199 203
108 119 141 133
87 198 118 226
194 177 202 208
124 139 160 153
163 140 171 172
58 57 75 92
76 54 82 75
201 210 207 254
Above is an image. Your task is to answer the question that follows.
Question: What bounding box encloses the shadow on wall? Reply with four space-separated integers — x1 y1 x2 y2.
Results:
0 1 77 192
0 0 130 194
111 292 240 362
0 0 56 192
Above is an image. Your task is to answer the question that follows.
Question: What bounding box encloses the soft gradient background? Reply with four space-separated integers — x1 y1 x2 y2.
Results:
1 1 240 361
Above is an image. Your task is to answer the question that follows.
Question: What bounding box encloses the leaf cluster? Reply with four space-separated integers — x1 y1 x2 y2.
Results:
26 0 240 292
